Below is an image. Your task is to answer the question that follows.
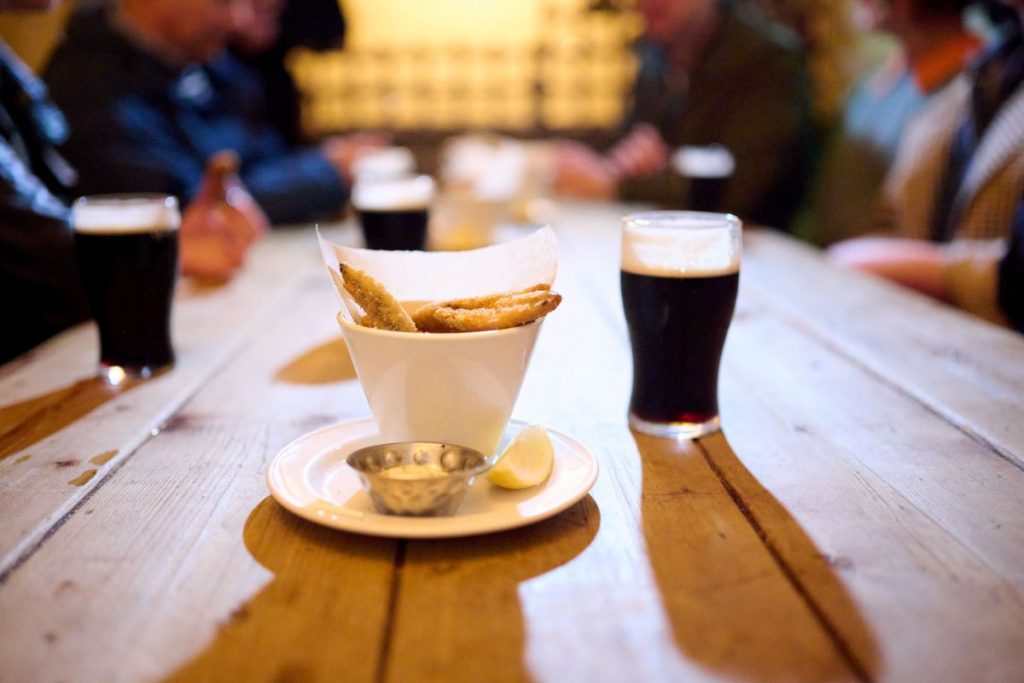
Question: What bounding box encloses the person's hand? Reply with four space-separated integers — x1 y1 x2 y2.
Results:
551 140 619 199
827 236 947 299
606 123 669 179
206 150 269 240
321 132 391 183
179 151 268 282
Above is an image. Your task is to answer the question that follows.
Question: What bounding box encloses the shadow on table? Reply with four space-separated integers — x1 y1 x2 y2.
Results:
634 430 880 682
386 495 599 682
165 495 598 682
274 337 356 385
0 374 144 463
164 497 396 682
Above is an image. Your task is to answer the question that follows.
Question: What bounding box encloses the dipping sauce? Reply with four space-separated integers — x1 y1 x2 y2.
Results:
381 464 448 480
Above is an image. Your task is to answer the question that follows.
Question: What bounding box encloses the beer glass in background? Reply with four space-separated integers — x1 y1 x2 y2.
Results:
672 145 735 213
352 174 435 251
620 211 741 438
72 195 180 385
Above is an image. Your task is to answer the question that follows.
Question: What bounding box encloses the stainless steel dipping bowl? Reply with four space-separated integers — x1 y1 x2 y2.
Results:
346 442 491 516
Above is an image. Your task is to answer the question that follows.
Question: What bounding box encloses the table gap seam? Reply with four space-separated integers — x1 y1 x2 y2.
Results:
0 269 316 584
695 439 873 683
376 540 406 683
747 289 1024 474
727 321 1024 611
0 433 140 585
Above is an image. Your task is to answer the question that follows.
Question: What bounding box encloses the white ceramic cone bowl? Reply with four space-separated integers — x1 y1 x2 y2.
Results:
337 314 543 454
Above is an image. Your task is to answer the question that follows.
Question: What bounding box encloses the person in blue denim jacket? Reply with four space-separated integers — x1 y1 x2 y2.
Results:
44 1 381 226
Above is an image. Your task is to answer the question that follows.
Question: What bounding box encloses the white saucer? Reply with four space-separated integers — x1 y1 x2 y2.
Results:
265 418 599 539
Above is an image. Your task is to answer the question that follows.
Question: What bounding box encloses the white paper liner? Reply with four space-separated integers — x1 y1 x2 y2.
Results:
319 226 558 321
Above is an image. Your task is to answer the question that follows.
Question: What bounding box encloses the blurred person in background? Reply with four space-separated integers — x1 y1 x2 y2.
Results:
43 0 382 226
747 0 856 128
0 0 265 364
808 0 980 245
231 0 346 146
829 0 1024 328
552 0 814 231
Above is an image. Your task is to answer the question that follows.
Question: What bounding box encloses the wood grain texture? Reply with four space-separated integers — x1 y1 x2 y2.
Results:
741 230 1024 469
1 205 1024 683
542 205 1024 681
0 232 319 576
711 301 1024 682
382 218 857 683
0 263 395 683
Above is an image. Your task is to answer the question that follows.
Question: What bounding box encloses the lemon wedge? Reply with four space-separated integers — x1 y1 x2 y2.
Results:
487 425 555 489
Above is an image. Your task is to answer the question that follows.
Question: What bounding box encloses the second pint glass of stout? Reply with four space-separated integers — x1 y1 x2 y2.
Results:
620 211 740 438
72 195 180 385
671 145 735 213
353 175 435 251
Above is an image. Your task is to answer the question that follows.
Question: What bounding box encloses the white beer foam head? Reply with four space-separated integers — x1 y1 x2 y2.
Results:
353 175 436 211
72 196 180 234
621 212 740 277
671 145 735 179
352 147 415 181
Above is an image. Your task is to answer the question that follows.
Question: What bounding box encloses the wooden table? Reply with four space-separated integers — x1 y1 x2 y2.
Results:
2 202 1023 683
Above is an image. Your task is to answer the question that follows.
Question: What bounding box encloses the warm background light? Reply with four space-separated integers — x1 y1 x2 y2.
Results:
0 0 641 135
292 0 642 133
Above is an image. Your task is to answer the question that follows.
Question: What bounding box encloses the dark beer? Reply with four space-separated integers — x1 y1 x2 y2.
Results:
353 175 434 251
621 270 738 427
686 176 728 213
673 146 734 213
357 208 429 250
621 211 741 438
73 196 180 381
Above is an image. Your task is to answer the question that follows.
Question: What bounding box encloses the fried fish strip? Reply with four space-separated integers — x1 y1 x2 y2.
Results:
431 292 562 332
412 284 551 332
339 263 417 332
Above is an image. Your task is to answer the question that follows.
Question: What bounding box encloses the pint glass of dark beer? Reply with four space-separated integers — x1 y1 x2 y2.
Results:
672 145 735 213
353 175 435 251
72 195 180 385
621 211 741 438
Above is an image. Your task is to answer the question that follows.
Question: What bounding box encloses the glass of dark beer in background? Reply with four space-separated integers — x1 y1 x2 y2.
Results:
621 211 740 438
672 145 735 213
72 195 180 385
352 175 435 251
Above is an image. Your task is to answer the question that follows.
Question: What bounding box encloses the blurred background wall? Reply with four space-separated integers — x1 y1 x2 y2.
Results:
0 0 860 138
292 0 643 135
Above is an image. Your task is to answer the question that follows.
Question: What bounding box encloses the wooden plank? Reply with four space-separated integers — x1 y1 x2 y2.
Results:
0 268 396 683
0 229 337 576
537 205 1024 679
4 202 1022 682
709 303 1024 682
385 234 857 682
741 230 1024 468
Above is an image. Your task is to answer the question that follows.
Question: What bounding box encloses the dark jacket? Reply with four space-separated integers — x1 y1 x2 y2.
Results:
622 0 813 230
0 41 88 364
999 201 1024 332
44 6 347 225
231 0 348 145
